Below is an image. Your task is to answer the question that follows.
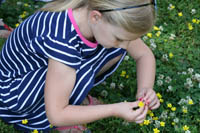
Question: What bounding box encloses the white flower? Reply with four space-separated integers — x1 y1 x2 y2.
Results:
150 43 157 50
124 56 130 61
34 5 39 8
158 74 164 80
17 1 23 5
168 4 174 10
157 80 163 86
186 96 191 100
119 83 124 90
165 76 172 83
154 120 160 128
191 9 196 15
169 34 176 40
173 118 179 123
170 112 175 117
177 72 181 75
142 36 148 41
160 111 168 119
100 90 108 97
150 39 155 44
187 68 194 75
122 121 130 126
167 86 173 92
110 83 116 89
178 99 187 105
162 54 169 61
185 130 191 133
182 106 188 110
159 26 164 31
184 82 193 89
186 78 192 84
182 71 187 75
194 73 200 82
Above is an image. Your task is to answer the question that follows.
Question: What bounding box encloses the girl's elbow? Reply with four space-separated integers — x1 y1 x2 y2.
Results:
46 111 61 126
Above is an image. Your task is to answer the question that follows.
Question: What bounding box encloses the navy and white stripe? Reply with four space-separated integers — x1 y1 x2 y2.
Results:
0 9 126 131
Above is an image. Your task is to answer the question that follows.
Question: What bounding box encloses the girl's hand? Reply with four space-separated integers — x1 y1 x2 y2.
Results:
136 88 160 110
113 101 148 123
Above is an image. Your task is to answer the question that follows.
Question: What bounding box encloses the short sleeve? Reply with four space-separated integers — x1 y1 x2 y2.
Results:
28 35 81 70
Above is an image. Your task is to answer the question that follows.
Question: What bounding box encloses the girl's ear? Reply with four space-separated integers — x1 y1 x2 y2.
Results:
89 10 103 24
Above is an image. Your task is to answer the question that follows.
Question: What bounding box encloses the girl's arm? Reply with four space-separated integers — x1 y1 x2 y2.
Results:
45 58 147 127
127 38 160 109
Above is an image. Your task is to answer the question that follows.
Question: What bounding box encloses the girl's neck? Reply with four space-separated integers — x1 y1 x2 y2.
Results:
73 7 95 42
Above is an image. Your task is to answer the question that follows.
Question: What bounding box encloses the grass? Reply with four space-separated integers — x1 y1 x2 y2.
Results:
0 0 200 132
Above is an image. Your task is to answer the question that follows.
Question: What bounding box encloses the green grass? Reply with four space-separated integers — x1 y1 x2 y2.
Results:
0 0 200 133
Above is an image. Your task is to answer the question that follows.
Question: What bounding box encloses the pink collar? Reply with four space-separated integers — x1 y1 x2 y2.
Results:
68 8 98 48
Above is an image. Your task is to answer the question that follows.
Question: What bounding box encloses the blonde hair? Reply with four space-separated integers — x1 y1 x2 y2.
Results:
41 0 155 35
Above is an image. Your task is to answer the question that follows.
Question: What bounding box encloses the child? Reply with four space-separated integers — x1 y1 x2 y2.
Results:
0 0 160 132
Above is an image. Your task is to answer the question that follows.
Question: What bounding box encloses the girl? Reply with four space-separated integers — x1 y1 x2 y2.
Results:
0 0 160 132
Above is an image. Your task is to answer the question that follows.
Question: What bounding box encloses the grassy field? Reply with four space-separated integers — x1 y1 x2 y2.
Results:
0 0 200 133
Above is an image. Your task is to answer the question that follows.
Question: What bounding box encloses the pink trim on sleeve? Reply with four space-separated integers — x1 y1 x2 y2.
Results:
68 8 98 48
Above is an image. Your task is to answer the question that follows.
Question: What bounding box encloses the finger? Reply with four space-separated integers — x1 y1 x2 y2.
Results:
148 96 158 107
136 92 145 100
134 105 145 116
135 119 145 124
150 101 160 110
135 105 148 121
143 90 154 102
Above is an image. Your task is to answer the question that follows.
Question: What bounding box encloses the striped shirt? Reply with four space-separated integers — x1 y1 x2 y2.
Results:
0 8 126 131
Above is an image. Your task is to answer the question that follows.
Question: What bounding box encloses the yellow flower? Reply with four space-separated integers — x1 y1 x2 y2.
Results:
147 110 152 114
169 52 174 58
22 119 28 124
147 33 152 38
172 122 175 125
159 99 164 103
188 99 194 105
138 101 144 107
50 124 54 128
183 125 189 131
153 117 158 120
197 20 200 24
120 71 126 77
154 26 160 31
178 12 183 17
192 19 197 23
153 128 160 133
126 75 129 79
20 11 27 19
150 112 154 117
32 129 38 133
156 93 162 99
143 120 150 125
167 103 172 108
160 121 165 127
156 31 161 37
140 123 144 126
188 23 193 30
24 3 29 7
15 23 20 28
182 108 188 113
170 5 175 9
171 107 176 111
